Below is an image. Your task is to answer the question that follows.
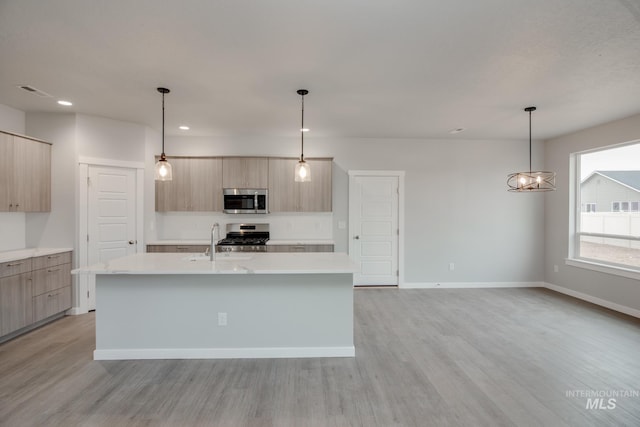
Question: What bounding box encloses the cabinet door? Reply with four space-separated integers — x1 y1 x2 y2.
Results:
0 273 33 336
222 157 269 188
15 137 51 212
0 133 13 211
156 157 222 212
299 159 332 212
268 158 299 212
188 158 223 211
155 157 191 211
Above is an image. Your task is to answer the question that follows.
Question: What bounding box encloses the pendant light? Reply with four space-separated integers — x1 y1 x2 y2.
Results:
295 89 311 182
507 106 555 192
154 87 173 181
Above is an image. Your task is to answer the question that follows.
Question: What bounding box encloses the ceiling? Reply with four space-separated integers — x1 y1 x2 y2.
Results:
1 0 639 141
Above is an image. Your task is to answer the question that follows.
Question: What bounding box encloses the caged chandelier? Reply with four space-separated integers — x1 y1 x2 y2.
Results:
294 89 311 182
507 106 555 192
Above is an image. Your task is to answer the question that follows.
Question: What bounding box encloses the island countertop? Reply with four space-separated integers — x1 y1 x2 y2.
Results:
73 252 357 275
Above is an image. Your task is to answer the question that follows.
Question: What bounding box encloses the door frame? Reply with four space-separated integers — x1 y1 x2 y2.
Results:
348 170 405 287
73 157 145 314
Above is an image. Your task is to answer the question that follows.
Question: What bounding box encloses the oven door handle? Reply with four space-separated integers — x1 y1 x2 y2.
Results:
254 192 259 213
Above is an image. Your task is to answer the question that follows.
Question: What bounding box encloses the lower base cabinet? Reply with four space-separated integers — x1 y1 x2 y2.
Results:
0 272 33 336
267 244 334 253
0 251 72 342
147 245 208 253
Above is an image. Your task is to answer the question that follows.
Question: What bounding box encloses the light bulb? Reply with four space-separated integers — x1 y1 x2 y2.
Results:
159 164 168 177
536 176 542 183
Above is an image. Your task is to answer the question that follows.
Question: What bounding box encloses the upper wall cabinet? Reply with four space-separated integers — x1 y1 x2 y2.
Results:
0 131 51 212
268 158 332 212
222 157 269 188
155 157 223 212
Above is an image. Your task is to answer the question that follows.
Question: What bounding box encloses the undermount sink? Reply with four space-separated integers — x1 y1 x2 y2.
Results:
182 253 253 262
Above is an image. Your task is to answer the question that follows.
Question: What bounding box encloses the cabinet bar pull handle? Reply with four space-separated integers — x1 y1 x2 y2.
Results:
47 255 60 259
47 268 61 273
7 262 23 267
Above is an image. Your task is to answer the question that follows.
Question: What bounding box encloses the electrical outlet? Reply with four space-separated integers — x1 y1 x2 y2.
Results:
218 312 227 326
554 265 559 273
449 262 455 271
338 220 347 229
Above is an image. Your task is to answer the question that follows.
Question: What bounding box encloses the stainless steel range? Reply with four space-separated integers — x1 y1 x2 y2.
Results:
217 223 270 252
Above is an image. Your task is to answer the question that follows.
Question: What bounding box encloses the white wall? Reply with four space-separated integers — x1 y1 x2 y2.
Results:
160 134 546 284
0 104 26 251
545 113 640 312
76 114 146 161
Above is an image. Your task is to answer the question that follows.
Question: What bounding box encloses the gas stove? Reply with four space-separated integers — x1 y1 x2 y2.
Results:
217 223 270 252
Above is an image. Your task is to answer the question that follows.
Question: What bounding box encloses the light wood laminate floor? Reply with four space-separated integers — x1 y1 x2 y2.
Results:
1 288 639 427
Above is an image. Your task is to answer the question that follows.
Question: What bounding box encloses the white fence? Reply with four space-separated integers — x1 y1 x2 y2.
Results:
581 213 640 249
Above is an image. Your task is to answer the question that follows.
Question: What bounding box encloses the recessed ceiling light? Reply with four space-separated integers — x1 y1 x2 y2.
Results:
179 125 190 130
449 127 465 134
57 100 73 106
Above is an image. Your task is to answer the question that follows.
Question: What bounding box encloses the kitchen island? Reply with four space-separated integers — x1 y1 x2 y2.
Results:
73 252 356 360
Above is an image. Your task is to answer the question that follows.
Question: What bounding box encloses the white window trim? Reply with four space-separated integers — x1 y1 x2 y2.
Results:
569 141 640 279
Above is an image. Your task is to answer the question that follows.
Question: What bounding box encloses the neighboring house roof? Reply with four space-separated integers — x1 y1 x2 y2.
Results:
582 170 640 193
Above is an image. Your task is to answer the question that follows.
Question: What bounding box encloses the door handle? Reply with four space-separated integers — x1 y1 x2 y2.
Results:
128 240 136 245
353 235 360 240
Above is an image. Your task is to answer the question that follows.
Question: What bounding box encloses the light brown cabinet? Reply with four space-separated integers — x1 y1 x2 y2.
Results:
155 157 223 211
0 251 71 341
0 131 51 212
0 261 33 336
147 244 208 253
267 244 334 253
268 158 332 212
222 157 269 188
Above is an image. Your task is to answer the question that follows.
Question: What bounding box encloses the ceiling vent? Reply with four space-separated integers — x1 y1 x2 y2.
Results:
17 84 52 98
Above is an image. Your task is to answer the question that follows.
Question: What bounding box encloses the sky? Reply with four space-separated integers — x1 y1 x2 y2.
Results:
580 142 640 180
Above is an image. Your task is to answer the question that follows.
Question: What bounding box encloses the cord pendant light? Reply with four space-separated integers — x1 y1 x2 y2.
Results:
295 89 311 182
507 106 555 192
155 87 173 181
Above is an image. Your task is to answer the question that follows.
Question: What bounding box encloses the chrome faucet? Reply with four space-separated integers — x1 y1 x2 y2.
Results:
210 223 220 261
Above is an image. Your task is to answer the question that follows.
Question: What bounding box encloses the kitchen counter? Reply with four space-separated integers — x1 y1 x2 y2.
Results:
73 252 354 275
146 239 335 246
0 247 73 263
76 252 356 361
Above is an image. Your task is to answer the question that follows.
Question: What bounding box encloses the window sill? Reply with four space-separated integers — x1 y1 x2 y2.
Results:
565 258 640 281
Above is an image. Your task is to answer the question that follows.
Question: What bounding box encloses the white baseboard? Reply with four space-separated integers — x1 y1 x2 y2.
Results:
400 281 544 289
94 346 356 361
543 282 640 319
65 307 87 316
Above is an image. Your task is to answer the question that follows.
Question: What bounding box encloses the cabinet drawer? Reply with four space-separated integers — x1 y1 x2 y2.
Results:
32 263 71 296
32 252 72 270
33 286 71 322
0 258 33 278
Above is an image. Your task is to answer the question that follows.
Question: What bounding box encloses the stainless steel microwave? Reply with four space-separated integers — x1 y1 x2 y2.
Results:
223 189 268 214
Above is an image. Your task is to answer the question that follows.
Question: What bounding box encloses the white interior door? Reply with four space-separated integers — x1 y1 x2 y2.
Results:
349 174 400 286
87 166 137 309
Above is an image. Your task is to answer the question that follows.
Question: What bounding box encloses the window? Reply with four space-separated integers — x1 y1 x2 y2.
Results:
571 141 640 273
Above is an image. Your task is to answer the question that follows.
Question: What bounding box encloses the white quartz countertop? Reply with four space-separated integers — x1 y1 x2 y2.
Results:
0 248 73 263
146 239 334 246
73 252 356 275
